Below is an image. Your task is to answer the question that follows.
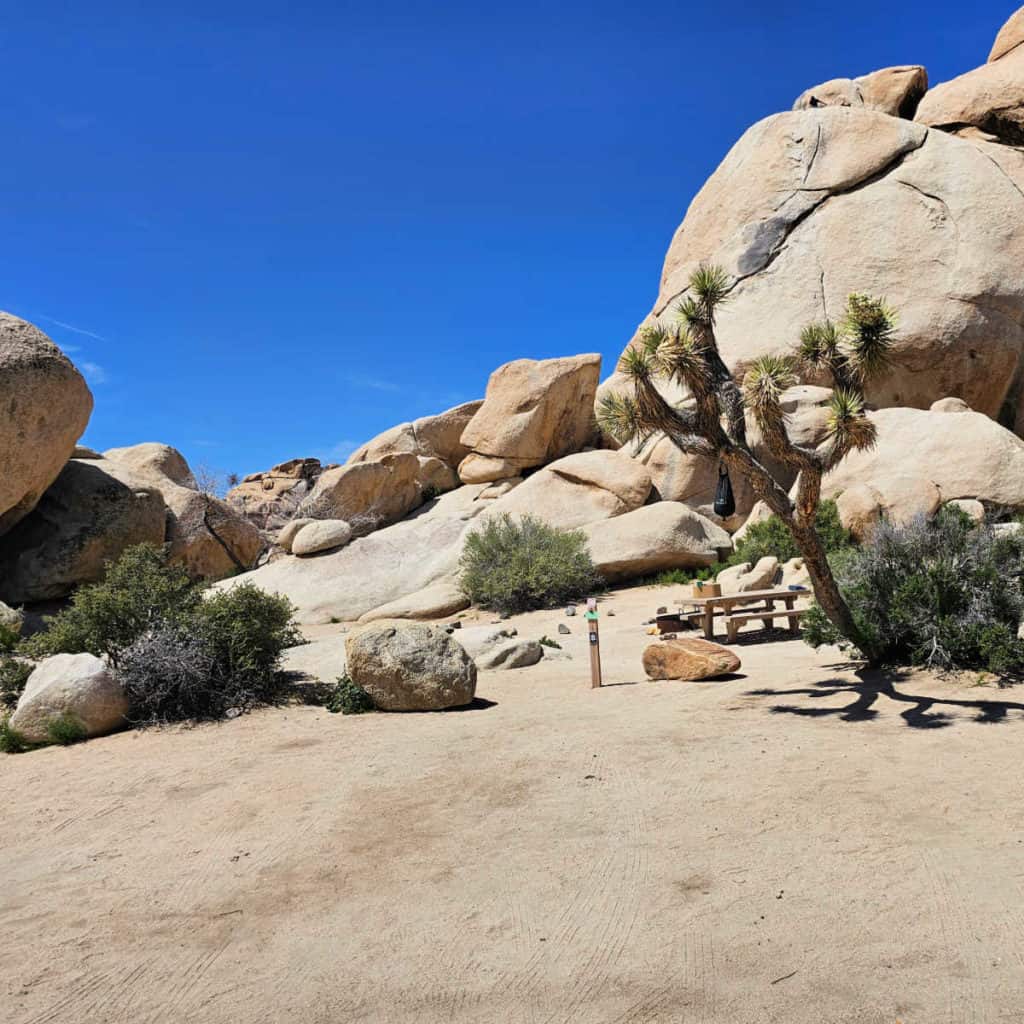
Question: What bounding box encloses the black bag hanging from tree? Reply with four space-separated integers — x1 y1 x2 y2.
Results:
714 462 736 518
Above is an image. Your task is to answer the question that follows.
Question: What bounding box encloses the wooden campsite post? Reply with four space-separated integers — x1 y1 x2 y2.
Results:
585 598 602 689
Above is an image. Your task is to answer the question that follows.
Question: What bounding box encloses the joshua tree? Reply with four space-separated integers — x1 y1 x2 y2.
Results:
598 265 896 664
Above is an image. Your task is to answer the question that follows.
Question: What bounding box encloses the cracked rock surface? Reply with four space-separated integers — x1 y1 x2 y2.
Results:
603 105 1024 431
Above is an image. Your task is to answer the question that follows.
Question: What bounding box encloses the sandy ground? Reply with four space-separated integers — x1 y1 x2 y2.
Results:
4 583 1024 1023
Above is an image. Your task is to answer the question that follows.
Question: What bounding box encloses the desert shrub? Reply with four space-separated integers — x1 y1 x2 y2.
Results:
119 628 218 724
0 622 19 653
22 544 199 666
459 514 601 615
733 499 851 566
0 658 33 711
803 509 1024 674
120 584 301 725
191 583 303 695
324 675 375 715
538 635 561 649
46 713 88 746
0 717 31 754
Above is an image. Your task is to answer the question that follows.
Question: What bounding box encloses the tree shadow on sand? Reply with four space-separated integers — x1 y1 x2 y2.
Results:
745 665 1024 729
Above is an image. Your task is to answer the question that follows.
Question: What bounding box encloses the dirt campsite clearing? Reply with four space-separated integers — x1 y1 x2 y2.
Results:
4 583 1024 1024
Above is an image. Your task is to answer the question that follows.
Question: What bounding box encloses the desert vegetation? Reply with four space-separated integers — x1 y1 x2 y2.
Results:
803 508 1024 676
1 544 302 748
459 513 601 615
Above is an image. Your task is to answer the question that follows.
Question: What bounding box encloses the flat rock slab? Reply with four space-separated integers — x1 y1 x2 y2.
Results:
642 637 741 681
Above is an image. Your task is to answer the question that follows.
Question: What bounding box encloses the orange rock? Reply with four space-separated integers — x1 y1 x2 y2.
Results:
642 637 740 681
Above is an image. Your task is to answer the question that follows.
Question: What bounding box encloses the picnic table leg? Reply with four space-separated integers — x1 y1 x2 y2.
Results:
761 597 776 633
702 605 714 640
785 595 799 634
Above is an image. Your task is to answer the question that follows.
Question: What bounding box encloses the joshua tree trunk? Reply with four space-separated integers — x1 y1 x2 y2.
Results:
723 447 881 664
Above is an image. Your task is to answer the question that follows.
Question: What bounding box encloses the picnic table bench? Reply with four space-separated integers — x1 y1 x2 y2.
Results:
679 587 808 642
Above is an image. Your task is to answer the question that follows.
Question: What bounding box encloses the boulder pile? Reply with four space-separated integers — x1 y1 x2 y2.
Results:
5 9 1024 632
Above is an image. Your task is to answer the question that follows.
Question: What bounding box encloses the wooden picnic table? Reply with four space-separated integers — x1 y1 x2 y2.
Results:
679 587 807 641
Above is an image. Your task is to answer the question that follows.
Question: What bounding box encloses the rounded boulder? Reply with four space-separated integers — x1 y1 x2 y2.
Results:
0 314 93 537
345 622 477 710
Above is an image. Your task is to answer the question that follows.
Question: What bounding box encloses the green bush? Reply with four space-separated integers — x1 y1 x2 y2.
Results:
0 717 31 754
0 622 19 654
0 658 33 711
46 713 88 746
803 509 1024 674
732 499 851 566
459 514 601 615
120 584 302 725
22 544 199 666
324 675 375 715
19 544 304 727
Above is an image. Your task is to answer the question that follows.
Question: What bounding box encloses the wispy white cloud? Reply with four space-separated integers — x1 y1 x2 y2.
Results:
342 372 401 394
36 314 107 342
313 439 361 464
80 361 109 385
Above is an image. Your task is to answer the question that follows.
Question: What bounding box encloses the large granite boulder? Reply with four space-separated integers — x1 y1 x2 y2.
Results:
794 65 928 118
0 314 93 537
603 104 1024 432
916 9 1024 144
990 7 1024 62
479 450 652 531
345 622 477 711
10 653 128 743
458 354 601 483
821 405 1024 532
298 453 424 536
291 519 353 556
104 444 263 579
0 458 166 604
580 502 731 581
347 400 483 467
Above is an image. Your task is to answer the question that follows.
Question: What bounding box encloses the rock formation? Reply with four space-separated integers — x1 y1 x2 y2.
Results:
105 443 262 578
606 32 1024 433
916 8 1024 143
580 503 731 581
226 458 326 537
0 314 93 537
822 403 1024 537
345 622 477 710
347 400 482 467
458 354 601 483
794 65 928 118
10 653 128 743
0 458 166 603
297 452 432 536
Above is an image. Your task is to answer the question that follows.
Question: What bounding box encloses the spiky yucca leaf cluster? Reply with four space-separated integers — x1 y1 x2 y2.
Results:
742 355 798 413
843 293 896 384
596 391 642 445
798 321 841 371
825 388 877 453
797 294 896 389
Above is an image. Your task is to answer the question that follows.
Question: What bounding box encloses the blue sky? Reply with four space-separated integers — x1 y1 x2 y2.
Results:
0 1 1003 477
